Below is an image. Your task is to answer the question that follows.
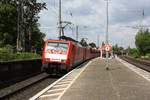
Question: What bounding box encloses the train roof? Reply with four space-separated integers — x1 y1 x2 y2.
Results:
47 36 78 43
46 39 84 47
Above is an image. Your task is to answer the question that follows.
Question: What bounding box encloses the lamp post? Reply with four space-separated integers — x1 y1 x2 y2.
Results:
75 25 87 42
58 0 62 39
105 0 110 70
76 26 79 41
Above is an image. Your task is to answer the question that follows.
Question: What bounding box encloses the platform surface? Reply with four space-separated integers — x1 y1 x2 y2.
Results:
60 58 150 100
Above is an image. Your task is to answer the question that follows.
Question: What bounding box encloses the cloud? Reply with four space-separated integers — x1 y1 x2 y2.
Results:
38 0 150 48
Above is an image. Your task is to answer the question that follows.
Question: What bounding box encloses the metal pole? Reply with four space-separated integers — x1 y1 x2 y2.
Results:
97 34 99 47
106 1 109 44
76 26 78 41
105 0 109 70
59 0 62 39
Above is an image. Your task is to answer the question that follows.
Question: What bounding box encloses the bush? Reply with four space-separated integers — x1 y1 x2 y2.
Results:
128 48 140 58
0 45 14 61
14 52 41 60
0 46 41 61
145 53 150 59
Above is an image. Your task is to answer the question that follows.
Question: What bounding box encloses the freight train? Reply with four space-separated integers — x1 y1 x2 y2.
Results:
42 39 100 74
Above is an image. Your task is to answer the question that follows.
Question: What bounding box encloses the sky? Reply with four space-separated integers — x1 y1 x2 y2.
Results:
38 0 150 48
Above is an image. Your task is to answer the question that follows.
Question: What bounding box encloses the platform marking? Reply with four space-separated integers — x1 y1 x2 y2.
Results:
108 71 121 100
117 57 150 82
56 60 93 100
56 81 71 85
40 93 61 98
29 58 95 100
29 65 77 100
60 79 72 82
47 88 65 93
39 69 82 99
53 84 68 88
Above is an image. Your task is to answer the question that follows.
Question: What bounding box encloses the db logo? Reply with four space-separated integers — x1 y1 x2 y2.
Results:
105 45 111 51
47 49 67 54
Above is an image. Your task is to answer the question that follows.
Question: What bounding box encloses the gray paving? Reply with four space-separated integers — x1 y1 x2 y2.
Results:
60 58 150 100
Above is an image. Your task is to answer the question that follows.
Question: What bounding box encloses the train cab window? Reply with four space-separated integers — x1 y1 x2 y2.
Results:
47 42 68 50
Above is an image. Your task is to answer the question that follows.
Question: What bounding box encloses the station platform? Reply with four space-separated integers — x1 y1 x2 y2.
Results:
30 57 150 100
59 58 150 100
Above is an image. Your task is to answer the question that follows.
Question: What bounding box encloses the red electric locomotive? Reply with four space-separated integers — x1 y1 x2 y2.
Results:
42 39 100 74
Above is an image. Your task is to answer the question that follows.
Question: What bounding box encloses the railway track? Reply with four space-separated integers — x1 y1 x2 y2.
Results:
120 56 150 72
0 59 94 100
0 73 59 100
0 72 42 89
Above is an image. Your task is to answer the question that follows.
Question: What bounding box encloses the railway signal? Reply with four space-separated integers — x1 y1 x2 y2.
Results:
105 45 110 51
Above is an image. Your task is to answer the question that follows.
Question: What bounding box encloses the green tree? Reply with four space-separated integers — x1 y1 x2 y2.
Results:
0 2 17 47
0 0 46 53
30 24 45 53
128 48 140 58
113 44 120 55
102 42 105 47
89 42 96 48
112 44 125 55
135 29 150 55
80 38 88 47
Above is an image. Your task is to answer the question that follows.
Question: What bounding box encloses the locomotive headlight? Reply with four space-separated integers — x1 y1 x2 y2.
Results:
45 58 50 62
61 59 66 63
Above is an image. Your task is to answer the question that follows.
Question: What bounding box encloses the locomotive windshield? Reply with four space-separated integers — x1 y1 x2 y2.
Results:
46 42 68 55
47 42 68 50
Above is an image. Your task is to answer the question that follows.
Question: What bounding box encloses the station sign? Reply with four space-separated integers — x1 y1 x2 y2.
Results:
104 44 112 51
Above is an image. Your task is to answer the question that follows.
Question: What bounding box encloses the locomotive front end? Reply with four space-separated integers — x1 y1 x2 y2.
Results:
42 40 69 74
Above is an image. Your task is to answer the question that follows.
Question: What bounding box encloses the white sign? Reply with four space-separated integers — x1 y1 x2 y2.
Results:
105 45 110 51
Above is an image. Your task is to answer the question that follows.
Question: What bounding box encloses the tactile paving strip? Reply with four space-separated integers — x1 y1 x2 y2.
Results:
29 58 98 100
